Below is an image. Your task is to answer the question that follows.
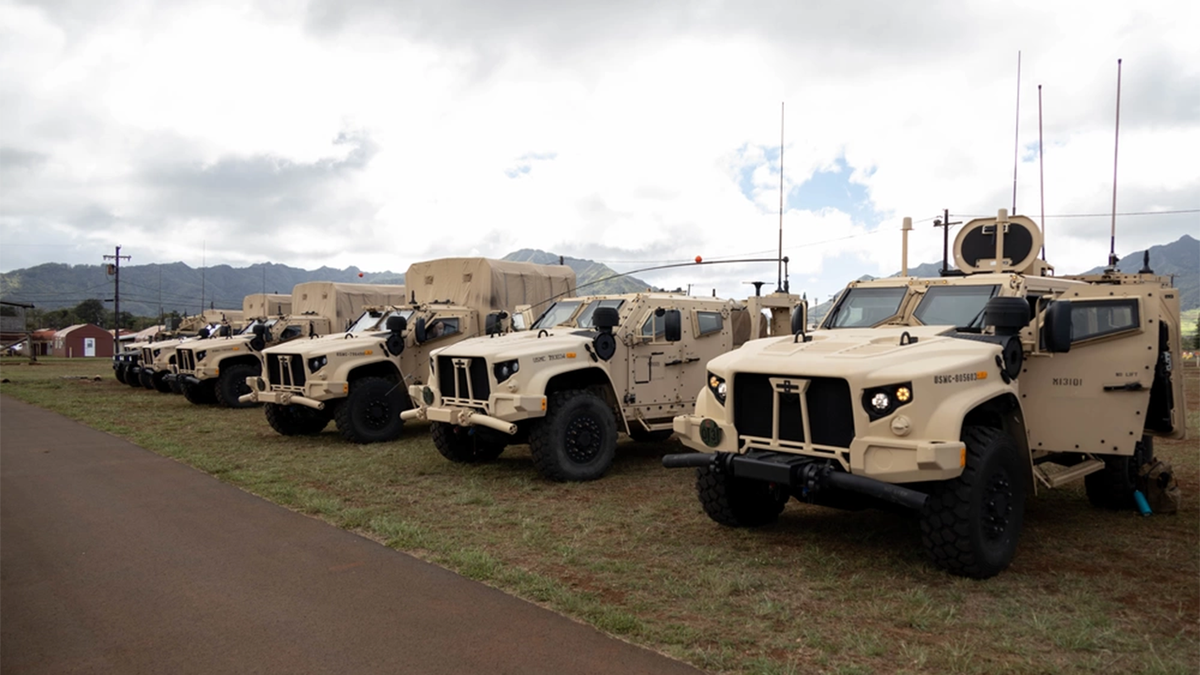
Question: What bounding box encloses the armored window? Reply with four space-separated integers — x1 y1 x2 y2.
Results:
913 285 1000 328
641 314 665 338
576 299 625 328
279 325 302 340
532 300 581 329
426 317 460 340
696 311 723 337
511 313 527 331
823 287 907 328
1070 299 1139 343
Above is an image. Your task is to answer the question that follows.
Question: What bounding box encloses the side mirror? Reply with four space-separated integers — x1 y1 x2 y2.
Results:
253 324 267 336
593 307 620 332
387 315 407 333
198 327 210 338
1042 301 1072 353
663 309 682 342
485 311 507 335
219 325 232 337
414 317 427 344
791 305 807 335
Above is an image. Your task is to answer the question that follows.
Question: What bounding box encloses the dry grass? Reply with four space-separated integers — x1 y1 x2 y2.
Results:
3 357 1198 674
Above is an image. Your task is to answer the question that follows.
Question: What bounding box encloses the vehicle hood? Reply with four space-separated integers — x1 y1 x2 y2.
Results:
433 328 594 362
262 332 390 357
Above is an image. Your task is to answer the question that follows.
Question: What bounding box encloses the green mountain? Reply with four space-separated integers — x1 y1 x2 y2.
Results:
501 249 655 295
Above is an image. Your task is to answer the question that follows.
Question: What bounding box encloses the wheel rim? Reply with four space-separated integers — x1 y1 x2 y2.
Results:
363 397 391 430
564 414 603 464
983 470 1014 540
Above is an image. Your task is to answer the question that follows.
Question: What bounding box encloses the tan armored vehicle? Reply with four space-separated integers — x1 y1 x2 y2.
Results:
403 290 802 481
140 310 246 392
176 282 406 407
666 210 1187 578
243 258 576 444
116 310 241 388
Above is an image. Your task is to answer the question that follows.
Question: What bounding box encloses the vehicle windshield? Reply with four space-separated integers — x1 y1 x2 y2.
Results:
823 287 908 328
348 309 413 333
576 299 625 328
239 318 278 335
532 300 582 329
913 285 1000 328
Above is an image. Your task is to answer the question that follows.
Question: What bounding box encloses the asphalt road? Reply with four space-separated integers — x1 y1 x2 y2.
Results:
0 395 704 675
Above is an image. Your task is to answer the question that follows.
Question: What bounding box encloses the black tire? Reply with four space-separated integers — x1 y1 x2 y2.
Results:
528 390 618 481
696 463 789 527
168 376 184 395
182 379 217 405
334 377 408 444
1085 436 1152 510
138 368 155 389
431 421 506 462
152 371 172 393
628 426 674 443
126 367 143 388
215 363 259 408
114 364 127 384
265 403 331 436
920 426 1026 579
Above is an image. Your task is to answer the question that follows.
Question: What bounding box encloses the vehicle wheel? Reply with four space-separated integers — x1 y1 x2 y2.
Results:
265 403 331 436
182 379 217 405
138 368 155 389
529 390 618 481
168 376 184 395
334 377 407 444
628 426 674 443
1085 435 1152 510
431 421 506 462
152 371 173 393
126 367 143 388
114 364 127 384
696 463 789 527
215 363 259 408
920 426 1026 579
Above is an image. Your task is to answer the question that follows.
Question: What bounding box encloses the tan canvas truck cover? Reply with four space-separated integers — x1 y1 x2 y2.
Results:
199 309 244 326
405 258 575 316
243 293 292 317
290 282 407 328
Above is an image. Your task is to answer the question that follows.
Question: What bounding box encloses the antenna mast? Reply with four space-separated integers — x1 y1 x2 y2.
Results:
1108 58 1123 268
1038 84 1046 260
1011 50 1022 214
777 102 784 292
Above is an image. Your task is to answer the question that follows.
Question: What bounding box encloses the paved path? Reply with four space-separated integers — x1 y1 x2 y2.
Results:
0 396 704 675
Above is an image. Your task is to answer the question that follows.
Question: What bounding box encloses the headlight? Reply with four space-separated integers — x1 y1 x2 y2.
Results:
308 355 327 373
195 350 207 361
862 382 914 421
493 359 520 383
708 372 727 405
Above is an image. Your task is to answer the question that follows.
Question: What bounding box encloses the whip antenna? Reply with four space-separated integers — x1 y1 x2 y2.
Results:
777 102 784 292
1038 84 1046 260
1108 58 1123 268
1011 51 1022 213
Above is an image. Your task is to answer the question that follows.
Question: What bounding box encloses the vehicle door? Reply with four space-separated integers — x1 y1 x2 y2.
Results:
628 305 683 411
1023 288 1156 458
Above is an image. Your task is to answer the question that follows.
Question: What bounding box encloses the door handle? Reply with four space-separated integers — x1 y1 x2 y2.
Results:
1102 382 1144 391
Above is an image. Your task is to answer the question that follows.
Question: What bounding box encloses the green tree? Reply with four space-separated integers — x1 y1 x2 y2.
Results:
73 298 107 325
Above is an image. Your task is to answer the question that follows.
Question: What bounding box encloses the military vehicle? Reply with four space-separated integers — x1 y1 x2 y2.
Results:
665 210 1187 578
176 282 406 407
403 289 802 481
156 297 288 394
139 310 246 391
243 258 576 443
113 310 240 387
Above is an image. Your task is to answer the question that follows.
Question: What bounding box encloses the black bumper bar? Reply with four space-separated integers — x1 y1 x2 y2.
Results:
663 451 929 512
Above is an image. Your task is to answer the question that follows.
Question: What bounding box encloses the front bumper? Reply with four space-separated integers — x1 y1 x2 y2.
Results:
673 413 965 483
403 384 543 435
241 378 349 409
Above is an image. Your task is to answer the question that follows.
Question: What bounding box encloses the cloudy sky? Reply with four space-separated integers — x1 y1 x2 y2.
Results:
2 0 1197 303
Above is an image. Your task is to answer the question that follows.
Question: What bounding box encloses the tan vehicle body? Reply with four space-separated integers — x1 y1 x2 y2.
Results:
115 309 243 389
405 290 801 481
175 283 407 407
243 258 576 443
669 211 1187 578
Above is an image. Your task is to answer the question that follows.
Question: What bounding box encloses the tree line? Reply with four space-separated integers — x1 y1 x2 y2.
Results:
1 299 182 333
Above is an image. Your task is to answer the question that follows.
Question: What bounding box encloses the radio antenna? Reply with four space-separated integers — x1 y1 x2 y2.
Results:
777 102 785 292
1038 84 1046 260
1011 51 1022 214
1108 58 1123 268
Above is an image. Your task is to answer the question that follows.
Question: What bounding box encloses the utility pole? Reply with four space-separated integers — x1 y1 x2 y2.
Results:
932 209 962 276
104 246 131 355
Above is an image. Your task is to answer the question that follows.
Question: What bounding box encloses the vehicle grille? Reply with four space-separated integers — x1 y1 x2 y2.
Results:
141 347 153 364
266 354 306 389
437 355 491 403
177 348 196 372
733 374 854 449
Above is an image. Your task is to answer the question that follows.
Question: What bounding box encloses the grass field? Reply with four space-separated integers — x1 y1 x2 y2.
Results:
2 358 1197 675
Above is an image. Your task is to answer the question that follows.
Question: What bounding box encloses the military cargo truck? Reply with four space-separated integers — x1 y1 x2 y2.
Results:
243 258 575 444
665 210 1187 578
176 283 406 407
403 290 802 481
